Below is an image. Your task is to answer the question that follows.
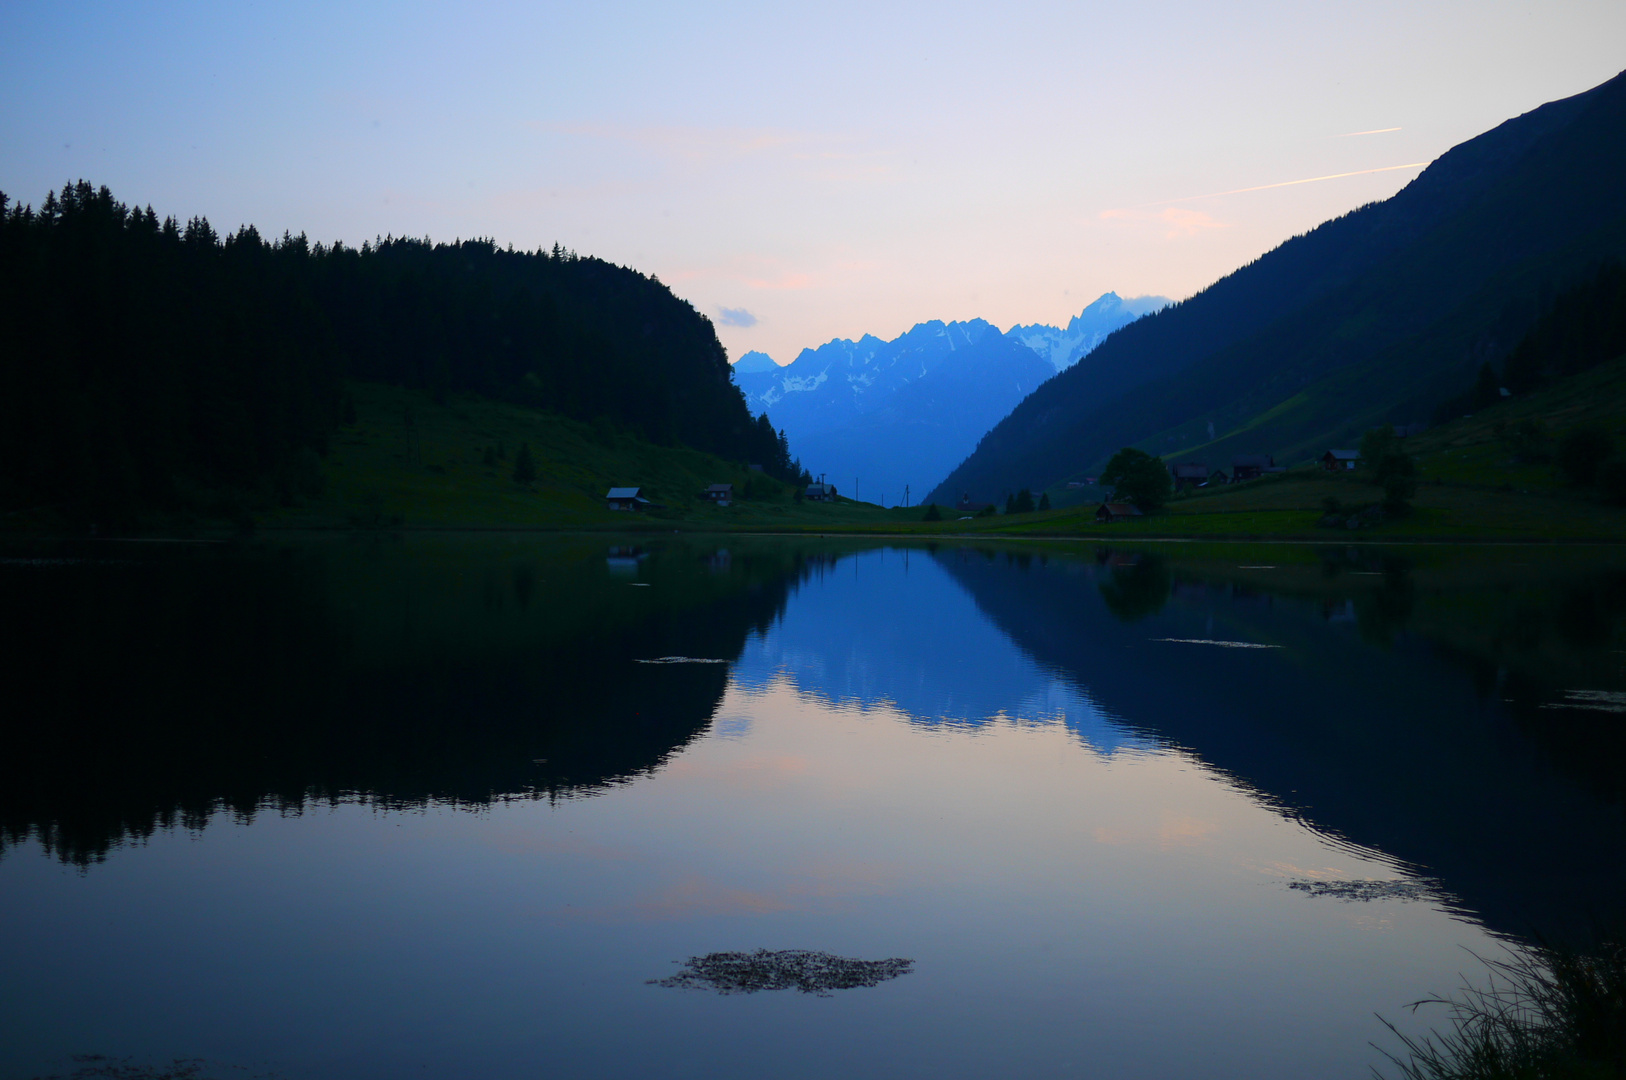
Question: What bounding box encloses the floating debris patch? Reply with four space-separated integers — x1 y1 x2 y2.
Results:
1538 690 1626 714
648 949 914 996
633 656 731 665
1288 878 1442 903
1152 638 1281 649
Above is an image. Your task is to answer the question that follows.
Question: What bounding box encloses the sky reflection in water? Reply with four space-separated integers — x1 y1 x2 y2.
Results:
2 538 1621 1080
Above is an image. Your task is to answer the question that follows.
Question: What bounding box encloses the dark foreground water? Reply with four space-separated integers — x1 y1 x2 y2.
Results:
2 535 1624 1080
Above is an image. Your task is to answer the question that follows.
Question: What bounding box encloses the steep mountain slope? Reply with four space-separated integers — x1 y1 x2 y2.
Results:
733 318 1054 504
930 71 1626 504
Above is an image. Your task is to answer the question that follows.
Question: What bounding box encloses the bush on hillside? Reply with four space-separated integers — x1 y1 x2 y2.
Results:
1555 426 1614 486
1100 448 1171 512
512 442 536 484
1361 425 1417 512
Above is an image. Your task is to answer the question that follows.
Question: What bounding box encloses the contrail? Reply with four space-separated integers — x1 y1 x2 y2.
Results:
1334 127 1402 137
1124 161 1432 209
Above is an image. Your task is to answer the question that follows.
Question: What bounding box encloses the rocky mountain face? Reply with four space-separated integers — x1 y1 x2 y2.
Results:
1006 292 1168 373
731 294 1160 504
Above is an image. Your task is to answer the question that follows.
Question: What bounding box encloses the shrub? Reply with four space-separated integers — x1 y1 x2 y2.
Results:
1100 448 1172 511
511 442 536 484
1362 424 1417 512
1599 460 1626 506
1556 427 1614 486
921 503 942 521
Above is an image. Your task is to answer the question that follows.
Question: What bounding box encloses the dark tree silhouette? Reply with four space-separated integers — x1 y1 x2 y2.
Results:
0 181 805 526
512 442 537 484
1100 448 1172 511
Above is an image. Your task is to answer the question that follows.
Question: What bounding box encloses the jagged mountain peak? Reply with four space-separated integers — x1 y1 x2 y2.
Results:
1007 293 1170 374
731 350 782 373
729 293 1160 505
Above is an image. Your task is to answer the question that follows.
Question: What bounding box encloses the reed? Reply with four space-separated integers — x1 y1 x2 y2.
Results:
1377 938 1626 1079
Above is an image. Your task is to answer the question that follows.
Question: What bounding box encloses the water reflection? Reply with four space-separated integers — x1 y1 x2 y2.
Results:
3 535 1625 1080
937 542 1626 943
732 546 1144 754
0 536 815 866
4 535 1623 941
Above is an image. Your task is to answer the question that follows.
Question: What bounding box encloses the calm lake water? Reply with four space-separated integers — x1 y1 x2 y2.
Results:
3 535 1624 1080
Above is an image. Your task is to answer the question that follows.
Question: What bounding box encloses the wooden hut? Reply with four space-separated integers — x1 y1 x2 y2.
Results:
1095 502 1143 523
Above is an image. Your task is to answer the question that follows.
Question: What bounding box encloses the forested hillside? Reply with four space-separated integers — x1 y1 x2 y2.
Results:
0 182 793 527
930 69 1626 504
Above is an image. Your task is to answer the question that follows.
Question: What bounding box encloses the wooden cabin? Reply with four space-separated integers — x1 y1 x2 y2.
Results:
1095 502 1143 523
702 483 734 506
804 482 838 503
1231 454 1275 481
956 493 995 514
1321 449 1359 471
1170 462 1209 490
605 486 650 511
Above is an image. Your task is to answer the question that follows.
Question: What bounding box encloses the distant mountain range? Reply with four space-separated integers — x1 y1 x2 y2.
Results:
1005 292 1169 374
731 293 1165 505
929 69 1626 505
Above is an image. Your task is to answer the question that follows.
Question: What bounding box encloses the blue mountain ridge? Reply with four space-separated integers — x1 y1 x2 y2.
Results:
731 293 1165 505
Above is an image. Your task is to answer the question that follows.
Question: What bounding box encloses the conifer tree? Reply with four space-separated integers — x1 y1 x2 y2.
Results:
512 442 536 484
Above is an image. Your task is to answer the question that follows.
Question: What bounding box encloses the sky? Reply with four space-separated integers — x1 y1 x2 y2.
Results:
3 2 1623 364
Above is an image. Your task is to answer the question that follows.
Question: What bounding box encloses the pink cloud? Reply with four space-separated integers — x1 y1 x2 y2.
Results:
1159 207 1229 238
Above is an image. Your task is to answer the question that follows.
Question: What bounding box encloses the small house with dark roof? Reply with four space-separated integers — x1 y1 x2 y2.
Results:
702 483 734 506
1321 449 1359 471
1207 468 1230 486
1170 461 1209 490
605 486 650 511
804 481 838 503
956 493 995 514
1231 454 1275 482
1095 502 1144 523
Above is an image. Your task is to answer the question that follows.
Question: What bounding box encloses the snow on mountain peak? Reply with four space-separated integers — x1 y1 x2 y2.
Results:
1007 292 1170 373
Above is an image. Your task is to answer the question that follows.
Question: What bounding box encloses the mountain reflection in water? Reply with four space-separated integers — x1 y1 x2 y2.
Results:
934 543 1626 943
4 536 1623 950
3 535 1626 1080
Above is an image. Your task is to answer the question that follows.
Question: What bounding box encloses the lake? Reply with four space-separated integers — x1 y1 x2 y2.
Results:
3 534 1623 1079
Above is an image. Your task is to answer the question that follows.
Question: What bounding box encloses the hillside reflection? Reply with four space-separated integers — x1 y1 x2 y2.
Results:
0 536 825 866
934 542 1626 943
5 534 1623 949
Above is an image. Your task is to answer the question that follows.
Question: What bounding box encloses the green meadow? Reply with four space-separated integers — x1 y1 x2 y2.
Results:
247 357 1626 543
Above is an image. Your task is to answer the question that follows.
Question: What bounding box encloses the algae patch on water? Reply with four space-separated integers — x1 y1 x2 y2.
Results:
648 949 914 996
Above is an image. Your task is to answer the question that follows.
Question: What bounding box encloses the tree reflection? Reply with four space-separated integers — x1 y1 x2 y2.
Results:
0 537 816 867
1097 548 1172 622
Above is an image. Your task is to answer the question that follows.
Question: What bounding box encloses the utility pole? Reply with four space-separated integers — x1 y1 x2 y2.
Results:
905 484 910 508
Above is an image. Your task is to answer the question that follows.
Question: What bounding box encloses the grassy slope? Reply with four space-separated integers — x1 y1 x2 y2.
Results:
975 356 1626 542
240 361 1626 540
260 380 914 531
